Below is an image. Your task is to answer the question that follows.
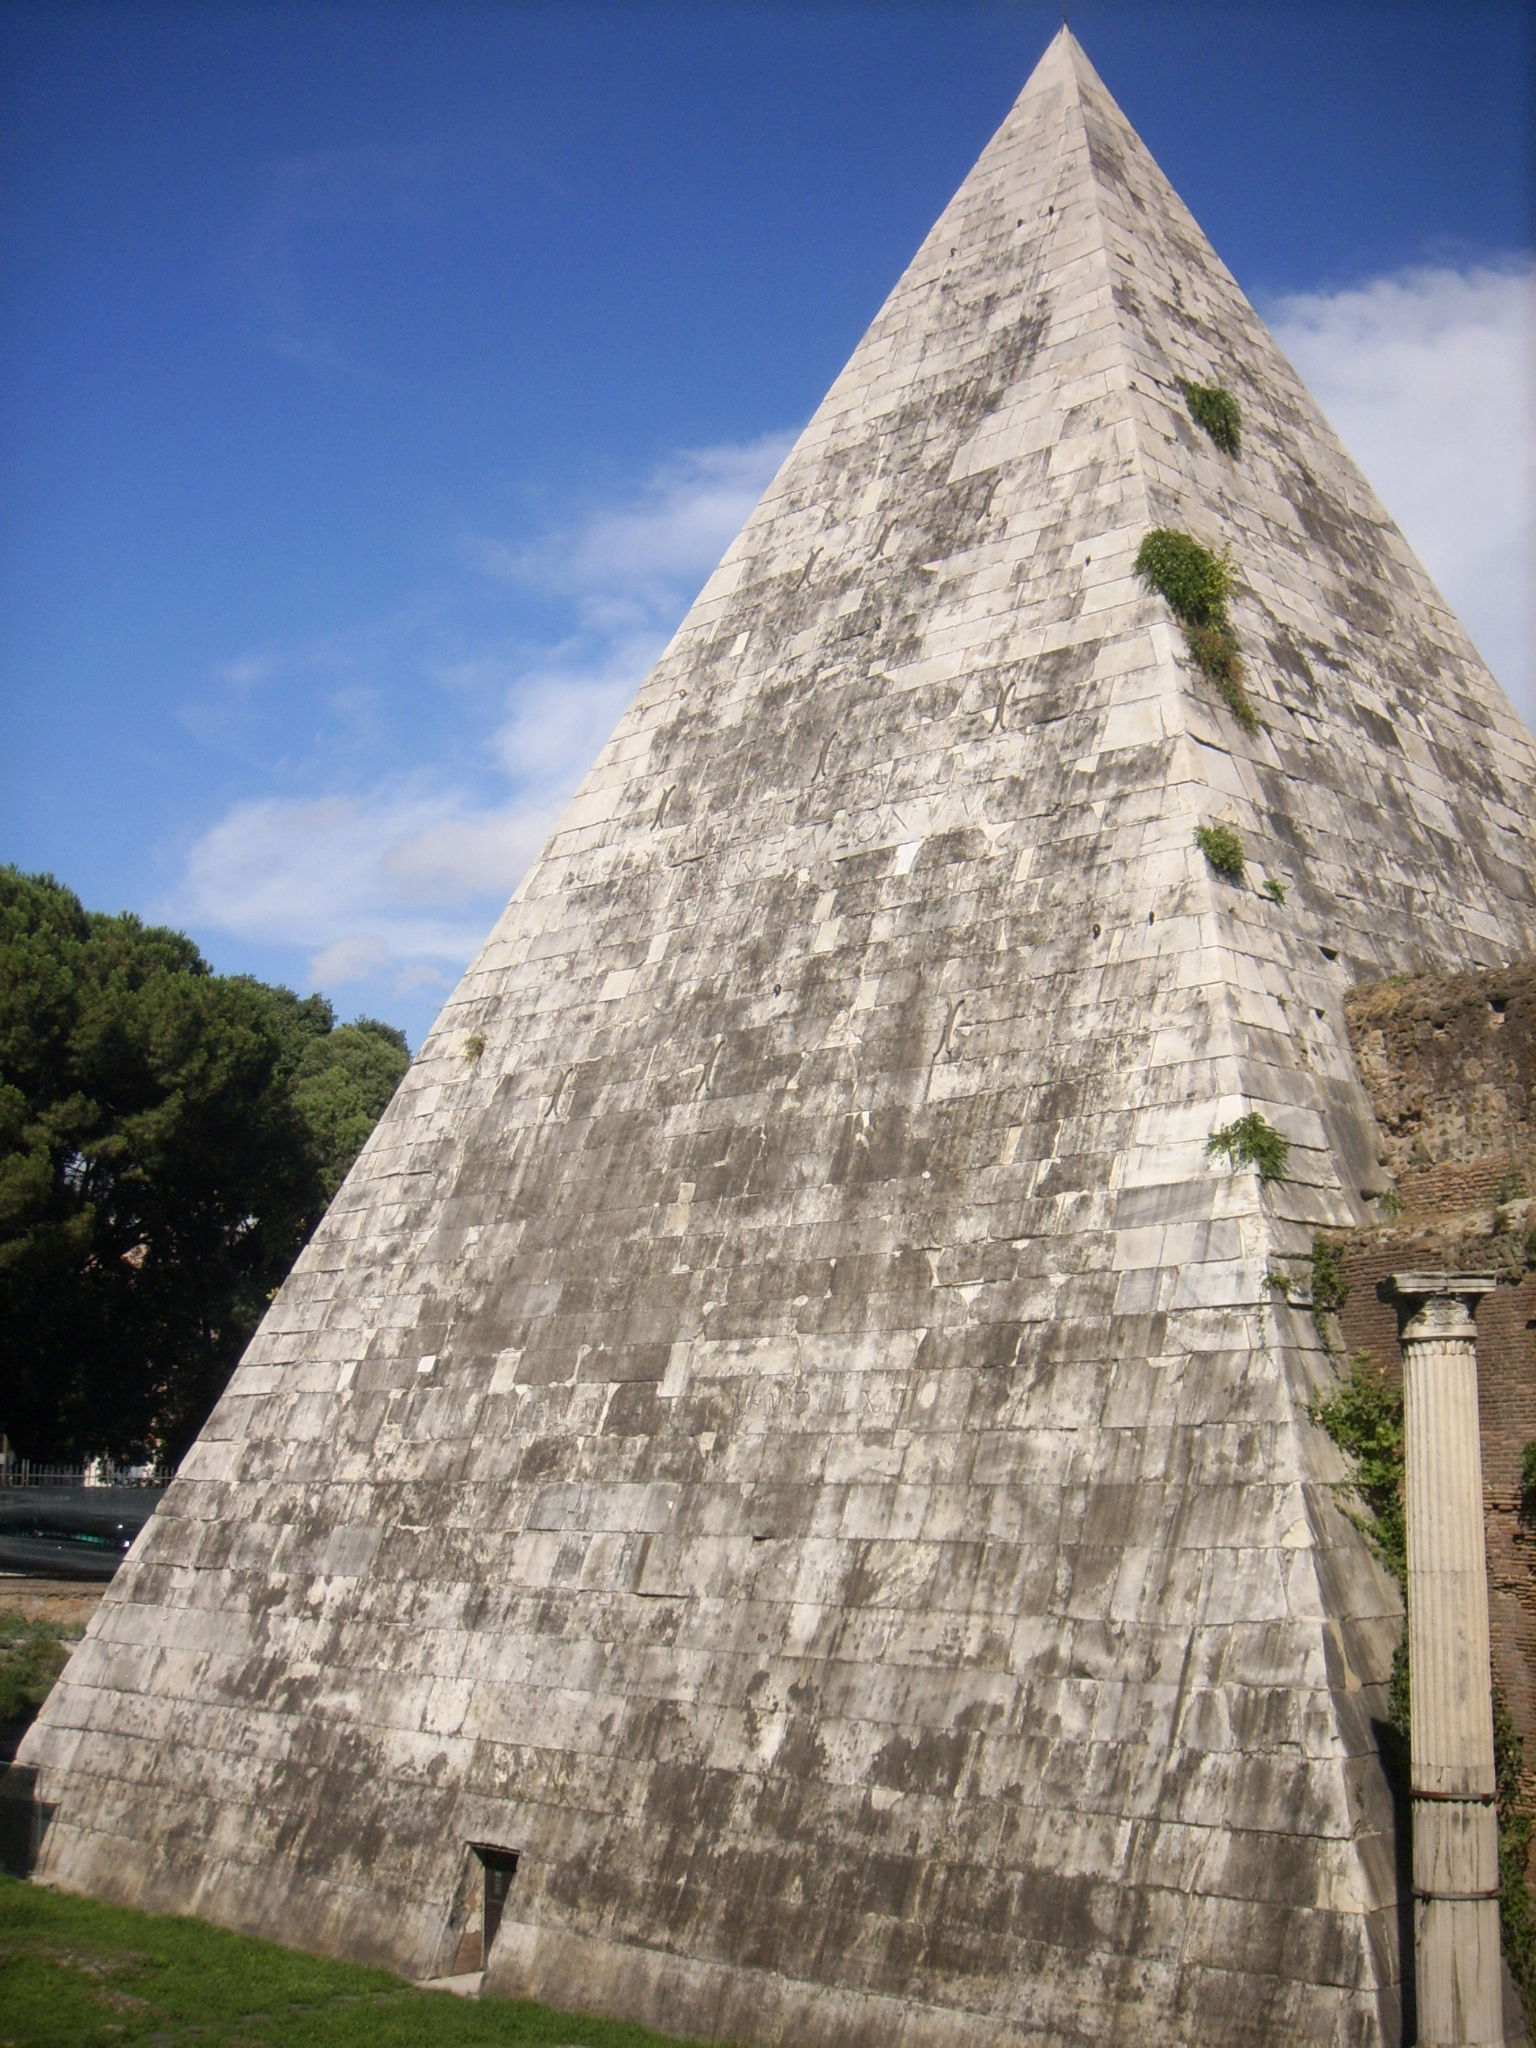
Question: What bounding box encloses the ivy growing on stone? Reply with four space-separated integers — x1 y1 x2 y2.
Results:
1133 528 1259 732
1311 1354 1405 1576
1496 1691 1536 2025
1309 1353 1412 1777
1206 1110 1290 1182
1178 378 1242 457
1309 1235 1349 1317
1194 823 1245 880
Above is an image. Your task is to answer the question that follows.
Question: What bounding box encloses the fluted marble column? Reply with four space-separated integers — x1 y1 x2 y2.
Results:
1391 1271 1502 2048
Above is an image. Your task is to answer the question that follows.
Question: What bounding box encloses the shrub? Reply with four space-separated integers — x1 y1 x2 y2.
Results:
1134 529 1232 627
1134 529 1260 731
1195 823 1246 881
1178 378 1242 457
1206 1111 1290 1182
1262 876 1288 905
1187 626 1258 729
1310 1353 1405 1579
1309 1235 1349 1316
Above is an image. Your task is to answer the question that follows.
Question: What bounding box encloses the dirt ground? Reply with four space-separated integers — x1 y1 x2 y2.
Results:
0 1577 105 1627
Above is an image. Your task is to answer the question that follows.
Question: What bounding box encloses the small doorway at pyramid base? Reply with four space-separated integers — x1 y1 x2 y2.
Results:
448 1843 519 1975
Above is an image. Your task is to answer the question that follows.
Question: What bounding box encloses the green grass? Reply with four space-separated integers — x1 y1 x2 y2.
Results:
0 1876 729 2048
0 1619 83 1729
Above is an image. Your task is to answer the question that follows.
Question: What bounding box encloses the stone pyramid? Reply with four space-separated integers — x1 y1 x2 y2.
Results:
21 29 1536 2048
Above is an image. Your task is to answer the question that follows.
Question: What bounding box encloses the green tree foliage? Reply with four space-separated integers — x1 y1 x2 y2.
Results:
0 869 409 1465
292 1017 410 1202
1495 1689 1536 2026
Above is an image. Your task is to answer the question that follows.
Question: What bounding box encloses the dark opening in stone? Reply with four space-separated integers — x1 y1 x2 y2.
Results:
473 1843 519 1960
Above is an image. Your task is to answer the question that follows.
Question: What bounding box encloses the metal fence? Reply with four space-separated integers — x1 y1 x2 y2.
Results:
0 1460 163 1490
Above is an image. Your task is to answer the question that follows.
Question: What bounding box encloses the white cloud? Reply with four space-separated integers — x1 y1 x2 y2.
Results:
1267 259 1534 720
237 138 524 382
172 433 793 1012
490 634 666 782
473 434 792 623
179 787 498 974
306 934 397 985
176 259 1533 1030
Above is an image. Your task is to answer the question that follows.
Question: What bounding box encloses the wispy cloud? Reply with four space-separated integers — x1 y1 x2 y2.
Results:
235 136 539 380
173 256 1532 1035
1267 258 1533 718
473 435 793 627
170 433 792 1012
239 144 414 379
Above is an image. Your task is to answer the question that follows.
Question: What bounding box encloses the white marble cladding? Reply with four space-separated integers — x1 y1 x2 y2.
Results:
1396 1274 1505 2048
22 27 1536 2048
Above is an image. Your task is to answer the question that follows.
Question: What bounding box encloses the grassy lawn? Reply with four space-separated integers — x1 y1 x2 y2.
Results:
0 1876 727 2048
0 1618 86 1746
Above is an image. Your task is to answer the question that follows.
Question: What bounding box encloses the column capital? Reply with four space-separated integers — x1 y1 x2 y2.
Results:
1387 1271 1497 1341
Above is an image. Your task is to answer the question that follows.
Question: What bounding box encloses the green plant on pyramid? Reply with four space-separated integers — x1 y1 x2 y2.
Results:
1178 378 1242 457
1195 823 1245 880
1135 527 1259 731
1206 1110 1290 1182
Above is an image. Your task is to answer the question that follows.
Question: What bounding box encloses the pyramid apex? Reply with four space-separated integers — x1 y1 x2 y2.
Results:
20 27 1536 2048
1019 19 1111 100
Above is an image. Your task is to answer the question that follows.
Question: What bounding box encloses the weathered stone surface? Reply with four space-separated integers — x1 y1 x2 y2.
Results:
20 29 1536 2047
1394 1275 1504 2045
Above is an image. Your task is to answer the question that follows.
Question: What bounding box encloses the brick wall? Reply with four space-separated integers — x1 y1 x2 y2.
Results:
1336 967 1536 1813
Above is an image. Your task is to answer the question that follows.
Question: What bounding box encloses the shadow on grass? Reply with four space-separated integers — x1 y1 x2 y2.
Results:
0 1875 734 2048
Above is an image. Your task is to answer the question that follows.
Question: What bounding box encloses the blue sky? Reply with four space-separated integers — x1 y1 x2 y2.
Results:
3 0 1531 1048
